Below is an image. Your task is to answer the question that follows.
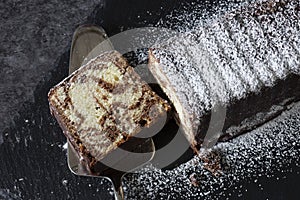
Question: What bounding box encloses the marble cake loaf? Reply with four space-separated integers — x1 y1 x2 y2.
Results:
149 0 300 151
48 51 170 174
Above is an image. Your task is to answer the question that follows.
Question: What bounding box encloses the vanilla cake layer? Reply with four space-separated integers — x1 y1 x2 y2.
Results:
149 0 300 150
48 51 170 174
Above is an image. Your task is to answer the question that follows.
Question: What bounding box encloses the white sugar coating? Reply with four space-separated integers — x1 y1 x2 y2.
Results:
156 0 252 33
151 0 300 116
268 5 300 73
122 101 300 200
239 15 278 86
227 16 278 85
209 21 260 92
257 12 289 78
153 51 197 115
197 25 248 100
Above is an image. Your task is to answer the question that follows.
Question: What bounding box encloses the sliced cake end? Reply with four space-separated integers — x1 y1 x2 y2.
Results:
48 50 170 174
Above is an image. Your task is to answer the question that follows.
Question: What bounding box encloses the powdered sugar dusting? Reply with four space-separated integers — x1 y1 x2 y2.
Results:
152 0 300 115
123 101 300 199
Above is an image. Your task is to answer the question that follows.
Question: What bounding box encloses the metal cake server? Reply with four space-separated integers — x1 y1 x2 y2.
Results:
67 25 156 200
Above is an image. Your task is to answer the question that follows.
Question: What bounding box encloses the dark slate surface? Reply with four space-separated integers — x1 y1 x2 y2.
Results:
0 1 113 199
0 0 299 199
0 0 102 133
0 0 177 199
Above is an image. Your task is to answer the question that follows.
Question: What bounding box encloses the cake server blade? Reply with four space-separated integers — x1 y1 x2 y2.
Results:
67 25 156 200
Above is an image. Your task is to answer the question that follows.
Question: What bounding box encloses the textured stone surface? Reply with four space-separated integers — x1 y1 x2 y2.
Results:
0 1 113 199
0 0 103 133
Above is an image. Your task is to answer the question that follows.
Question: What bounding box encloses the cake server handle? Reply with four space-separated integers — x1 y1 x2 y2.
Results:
109 174 124 200
69 25 125 200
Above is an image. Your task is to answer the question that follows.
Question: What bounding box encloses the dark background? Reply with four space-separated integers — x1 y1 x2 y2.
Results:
0 0 299 199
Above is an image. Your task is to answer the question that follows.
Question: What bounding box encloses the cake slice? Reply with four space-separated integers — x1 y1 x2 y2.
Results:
149 0 300 151
48 51 170 174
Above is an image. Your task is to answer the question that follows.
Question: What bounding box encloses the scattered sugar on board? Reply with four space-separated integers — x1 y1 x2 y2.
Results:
0 189 22 200
122 101 300 199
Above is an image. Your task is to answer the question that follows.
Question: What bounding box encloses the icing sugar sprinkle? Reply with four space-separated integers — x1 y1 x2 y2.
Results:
152 0 300 115
123 101 300 199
